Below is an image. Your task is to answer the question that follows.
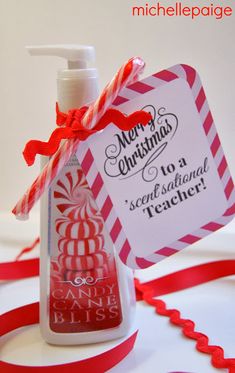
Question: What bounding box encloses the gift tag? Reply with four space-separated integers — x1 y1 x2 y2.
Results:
76 64 235 269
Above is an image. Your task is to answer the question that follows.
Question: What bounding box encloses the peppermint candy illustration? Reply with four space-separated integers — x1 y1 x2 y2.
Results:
54 169 99 219
53 167 109 284
58 251 108 271
56 215 104 239
58 235 105 256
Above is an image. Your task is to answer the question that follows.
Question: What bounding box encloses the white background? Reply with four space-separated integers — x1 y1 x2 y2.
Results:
0 1 235 372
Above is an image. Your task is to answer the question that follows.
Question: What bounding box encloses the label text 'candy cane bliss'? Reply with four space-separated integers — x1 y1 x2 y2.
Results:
104 105 210 219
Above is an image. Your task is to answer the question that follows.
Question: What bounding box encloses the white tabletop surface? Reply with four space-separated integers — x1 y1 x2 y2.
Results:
1 212 235 373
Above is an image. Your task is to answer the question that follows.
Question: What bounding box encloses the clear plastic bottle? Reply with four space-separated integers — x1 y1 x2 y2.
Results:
27 45 136 345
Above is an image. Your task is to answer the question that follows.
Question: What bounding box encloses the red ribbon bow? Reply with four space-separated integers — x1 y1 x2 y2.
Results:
23 103 152 166
56 104 88 129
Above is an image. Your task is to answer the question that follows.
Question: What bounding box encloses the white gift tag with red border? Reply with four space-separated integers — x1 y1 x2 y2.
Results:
76 64 235 269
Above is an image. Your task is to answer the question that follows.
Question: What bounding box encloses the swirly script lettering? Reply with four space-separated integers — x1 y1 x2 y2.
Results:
104 105 178 182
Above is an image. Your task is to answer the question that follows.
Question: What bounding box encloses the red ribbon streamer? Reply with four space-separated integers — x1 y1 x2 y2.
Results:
0 238 40 280
1 240 235 371
135 260 235 298
0 258 39 280
23 104 152 166
0 302 137 372
134 261 235 370
14 237 40 261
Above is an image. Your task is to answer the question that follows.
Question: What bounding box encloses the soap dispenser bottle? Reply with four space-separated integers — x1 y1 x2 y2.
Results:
27 45 136 345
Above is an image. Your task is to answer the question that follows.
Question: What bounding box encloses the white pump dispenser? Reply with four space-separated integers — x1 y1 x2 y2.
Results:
27 44 95 69
27 45 136 345
26 45 99 111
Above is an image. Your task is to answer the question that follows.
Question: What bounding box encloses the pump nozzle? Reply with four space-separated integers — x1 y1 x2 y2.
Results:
26 44 95 69
25 44 98 112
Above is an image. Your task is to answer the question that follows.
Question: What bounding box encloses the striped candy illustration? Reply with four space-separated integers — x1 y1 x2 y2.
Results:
54 169 99 219
58 252 108 271
76 64 235 269
56 216 103 239
58 235 104 256
53 168 109 284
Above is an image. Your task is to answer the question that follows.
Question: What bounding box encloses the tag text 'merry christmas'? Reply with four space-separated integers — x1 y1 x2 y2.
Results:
104 106 178 182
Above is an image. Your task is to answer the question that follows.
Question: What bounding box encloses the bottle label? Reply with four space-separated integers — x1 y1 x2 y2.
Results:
48 155 122 333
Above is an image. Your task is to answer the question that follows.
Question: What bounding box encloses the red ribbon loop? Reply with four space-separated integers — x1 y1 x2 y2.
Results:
56 103 88 128
1 240 235 370
23 103 152 166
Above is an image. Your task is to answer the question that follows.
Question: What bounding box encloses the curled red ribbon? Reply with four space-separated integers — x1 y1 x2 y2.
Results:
1 240 235 371
0 303 137 372
23 104 152 166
